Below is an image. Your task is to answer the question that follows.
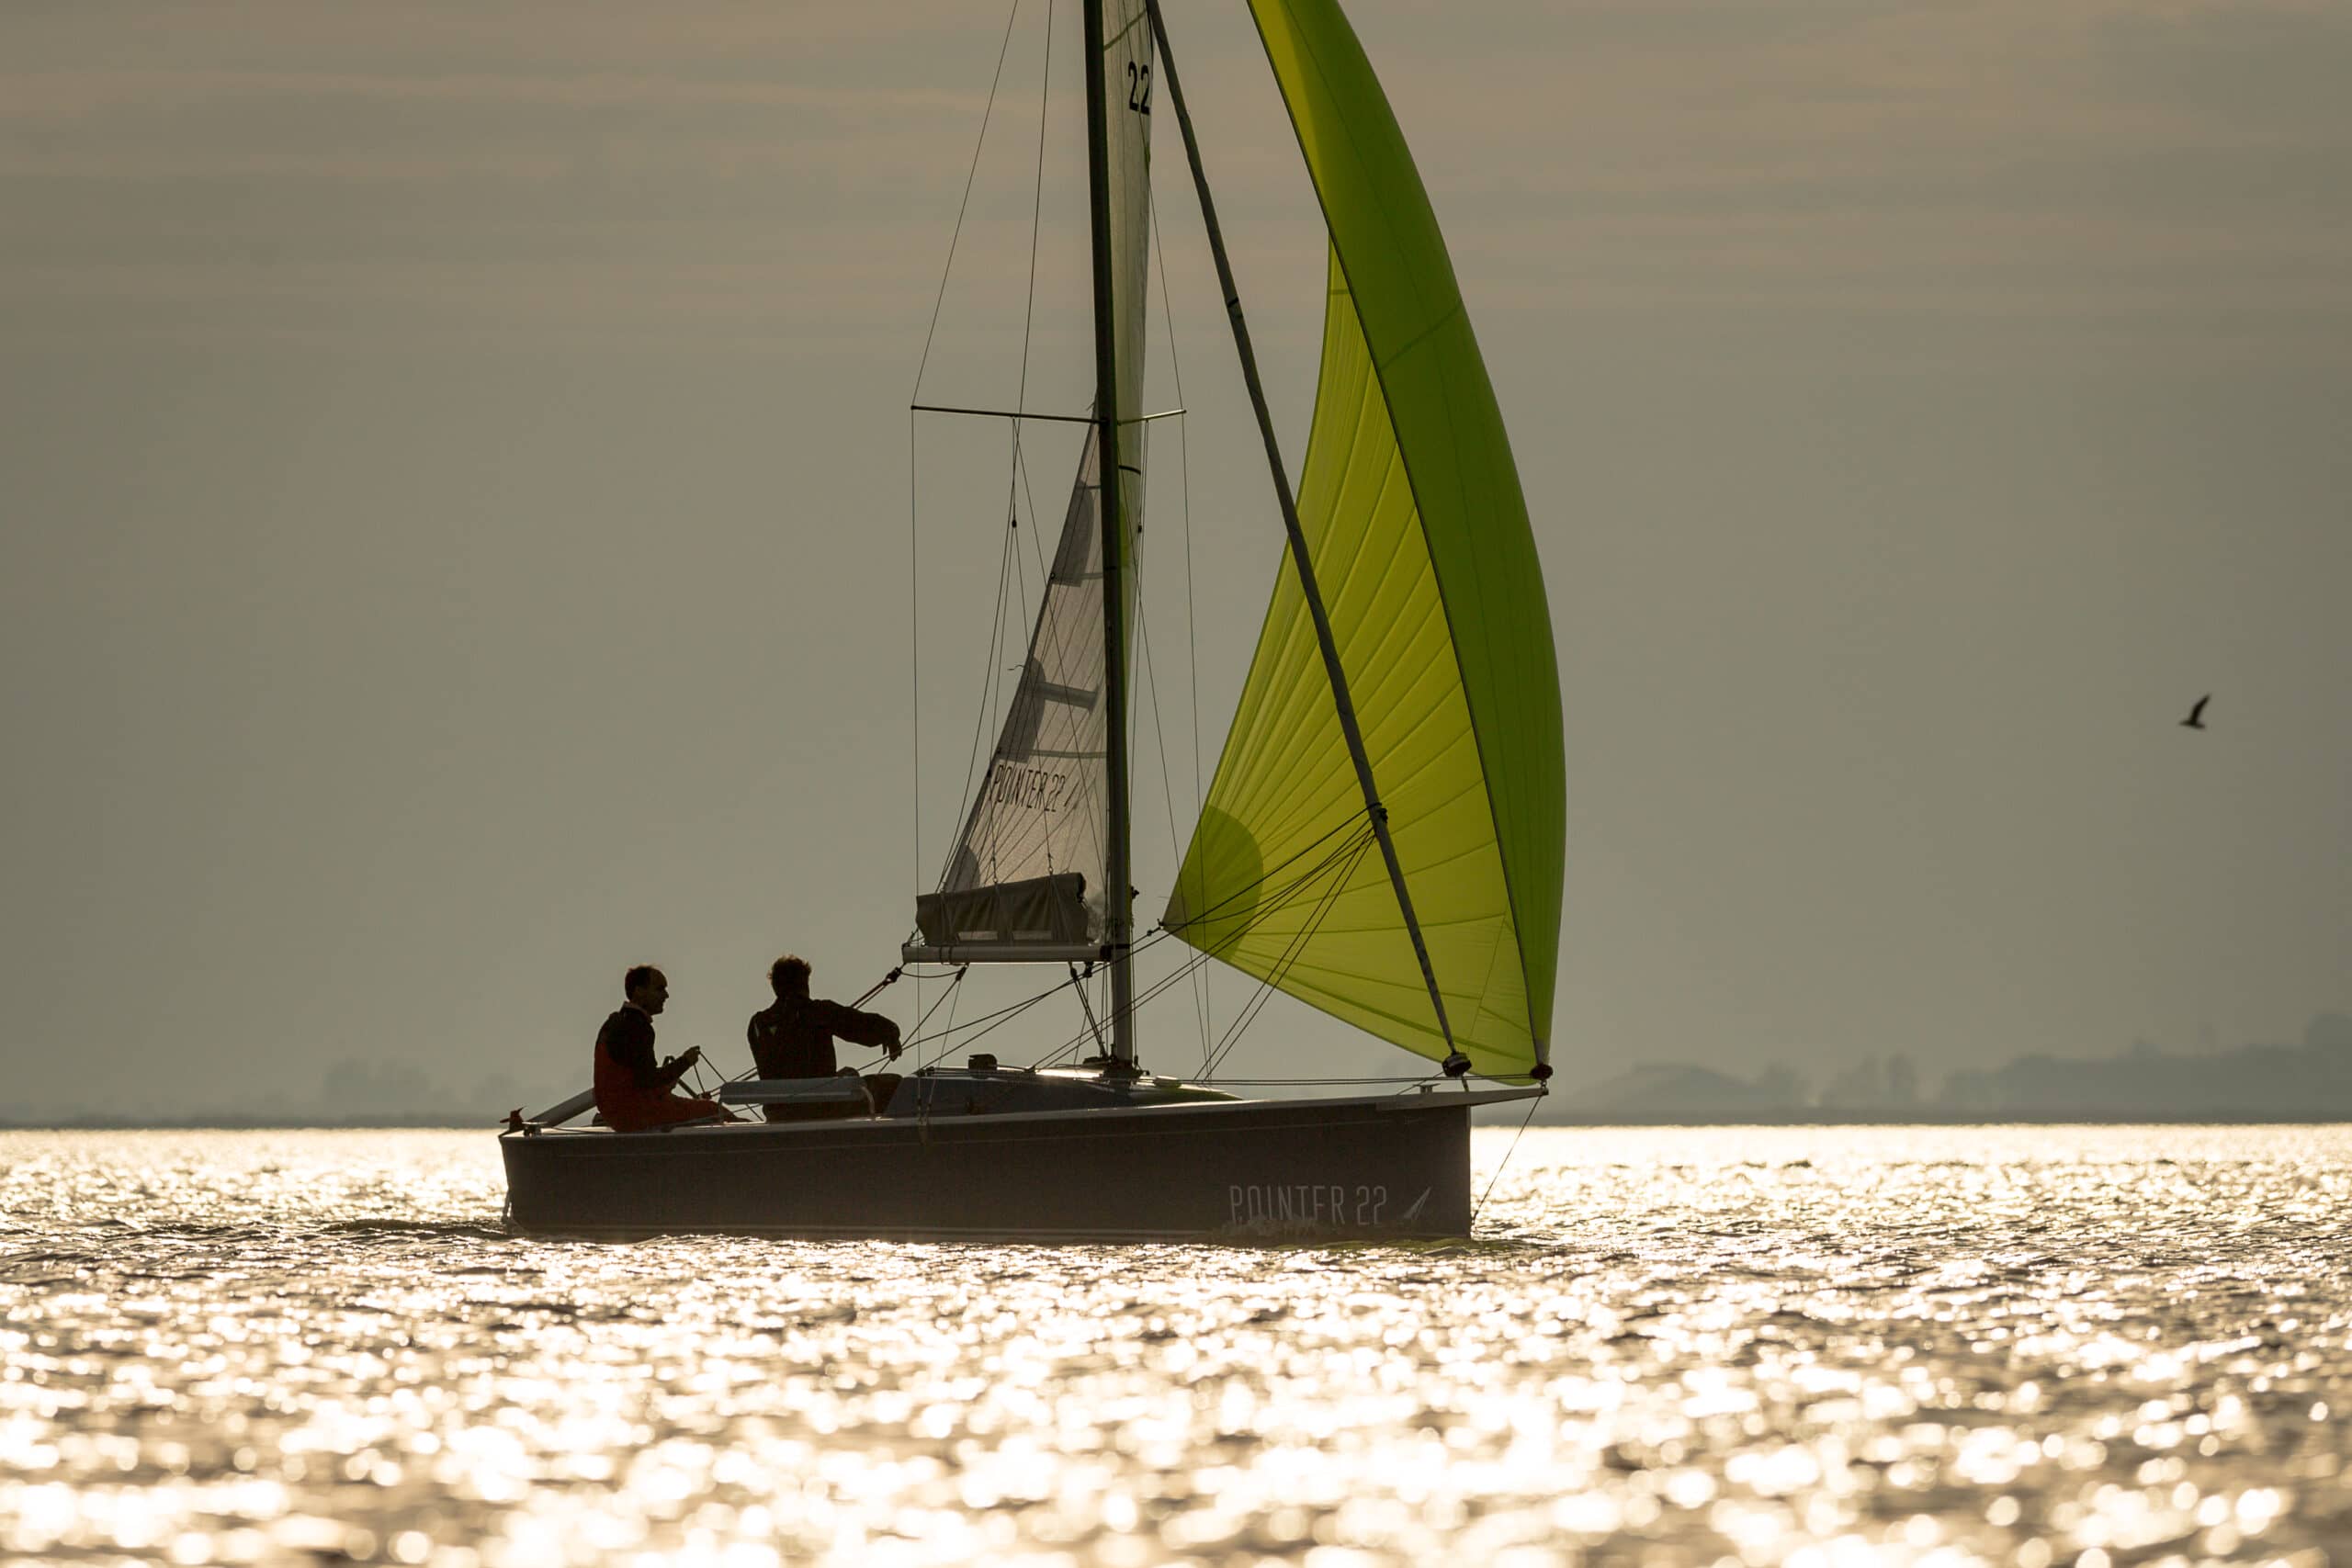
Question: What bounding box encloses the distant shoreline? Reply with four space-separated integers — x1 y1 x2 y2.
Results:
4 1111 2348 1131
1525 1109 2352 1127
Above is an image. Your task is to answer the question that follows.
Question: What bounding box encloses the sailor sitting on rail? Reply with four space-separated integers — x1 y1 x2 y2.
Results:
746 955 904 1122
593 964 735 1132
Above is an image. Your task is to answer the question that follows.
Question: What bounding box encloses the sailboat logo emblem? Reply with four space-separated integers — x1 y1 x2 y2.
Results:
1397 1188 1431 1224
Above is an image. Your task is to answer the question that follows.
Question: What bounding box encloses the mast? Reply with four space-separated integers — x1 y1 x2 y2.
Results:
1147 0 1465 1072
1082 0 1137 1070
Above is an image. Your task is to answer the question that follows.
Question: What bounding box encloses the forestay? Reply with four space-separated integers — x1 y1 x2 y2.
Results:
1164 0 1564 1077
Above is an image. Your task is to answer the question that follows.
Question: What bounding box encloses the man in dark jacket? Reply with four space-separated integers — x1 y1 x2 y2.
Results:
594 964 733 1132
746 955 903 1121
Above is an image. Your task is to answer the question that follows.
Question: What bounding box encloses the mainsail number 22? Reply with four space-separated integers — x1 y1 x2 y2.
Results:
1126 61 1153 115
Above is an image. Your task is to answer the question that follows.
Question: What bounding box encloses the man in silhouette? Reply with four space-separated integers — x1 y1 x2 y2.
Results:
593 964 734 1133
746 954 904 1121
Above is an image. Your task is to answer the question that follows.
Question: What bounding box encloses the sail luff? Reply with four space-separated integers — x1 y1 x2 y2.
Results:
1144 0 1461 1066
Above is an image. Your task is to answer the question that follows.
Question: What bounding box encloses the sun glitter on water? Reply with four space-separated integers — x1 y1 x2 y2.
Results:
3 1125 2348 1564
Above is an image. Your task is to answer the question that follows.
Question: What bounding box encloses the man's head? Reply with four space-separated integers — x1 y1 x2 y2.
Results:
624 964 670 1014
770 955 811 999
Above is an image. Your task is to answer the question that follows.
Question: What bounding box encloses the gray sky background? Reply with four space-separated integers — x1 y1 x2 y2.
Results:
3 0 2346 1119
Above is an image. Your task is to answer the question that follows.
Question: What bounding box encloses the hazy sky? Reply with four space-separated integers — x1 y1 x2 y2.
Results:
4 0 2346 1119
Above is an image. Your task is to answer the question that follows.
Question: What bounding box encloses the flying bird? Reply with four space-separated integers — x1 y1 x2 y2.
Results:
2180 694 2211 730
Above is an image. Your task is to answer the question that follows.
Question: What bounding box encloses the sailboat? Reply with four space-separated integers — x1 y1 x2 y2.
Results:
500 0 1563 1241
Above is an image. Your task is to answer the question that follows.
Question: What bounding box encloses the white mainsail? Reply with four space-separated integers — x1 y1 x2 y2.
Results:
917 431 1114 947
914 0 1153 958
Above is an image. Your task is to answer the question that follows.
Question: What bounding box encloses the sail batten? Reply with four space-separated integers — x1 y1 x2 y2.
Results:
1164 0 1563 1077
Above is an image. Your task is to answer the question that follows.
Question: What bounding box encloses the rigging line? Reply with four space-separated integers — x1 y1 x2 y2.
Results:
1204 879 1354 1086
1124 816 1375 982
911 0 1027 401
910 416 922 947
1202 827 1377 1079
949 514 1023 888
1028 1032 1091 1072
1014 817 1379 1077
1094 941 1226 1062
997 0 1055 664
911 402 1188 424
1039 959 1108 1069
1030 926 1229 1069
1210 1077 1436 1086
915 966 978 1073
1133 595 1190 918
1028 887 1261 1070
928 974 1078 1060
1005 481 1033 721
1204 869 1354 1081
936 974 967 1073
1028 961 1145 1067
1132 597 1200 1057
982 537 1018 884
1123 818 1379 996
1039 949 1204 1072
905 970 1080 1055
1387 1077 1464 1100
904 967 967 1062
1125 416 1205 1063
1154 807 1374 937
1011 0 1054 429
917 982 955 1081
1196 945 1288 1078
1006 442 1090 816
1069 962 1108 1055
1117 416 1148 891
1012 434 1050 601
1034 815 1381 1069
1472 1093 1544 1227
1170 815 1376 931
1146 178 1211 1060
982 811 1381 1070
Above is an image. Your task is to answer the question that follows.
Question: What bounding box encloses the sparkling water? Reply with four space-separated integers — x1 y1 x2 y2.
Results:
4 1125 2347 1564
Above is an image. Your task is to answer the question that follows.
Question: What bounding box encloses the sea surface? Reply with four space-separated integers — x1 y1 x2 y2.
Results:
4 1125 2348 1567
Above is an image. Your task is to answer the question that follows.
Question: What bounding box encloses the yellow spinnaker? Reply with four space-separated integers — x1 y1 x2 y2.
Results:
1163 0 1563 1077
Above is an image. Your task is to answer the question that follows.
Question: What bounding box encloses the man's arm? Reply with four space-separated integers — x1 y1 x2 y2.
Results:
813 1000 902 1055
